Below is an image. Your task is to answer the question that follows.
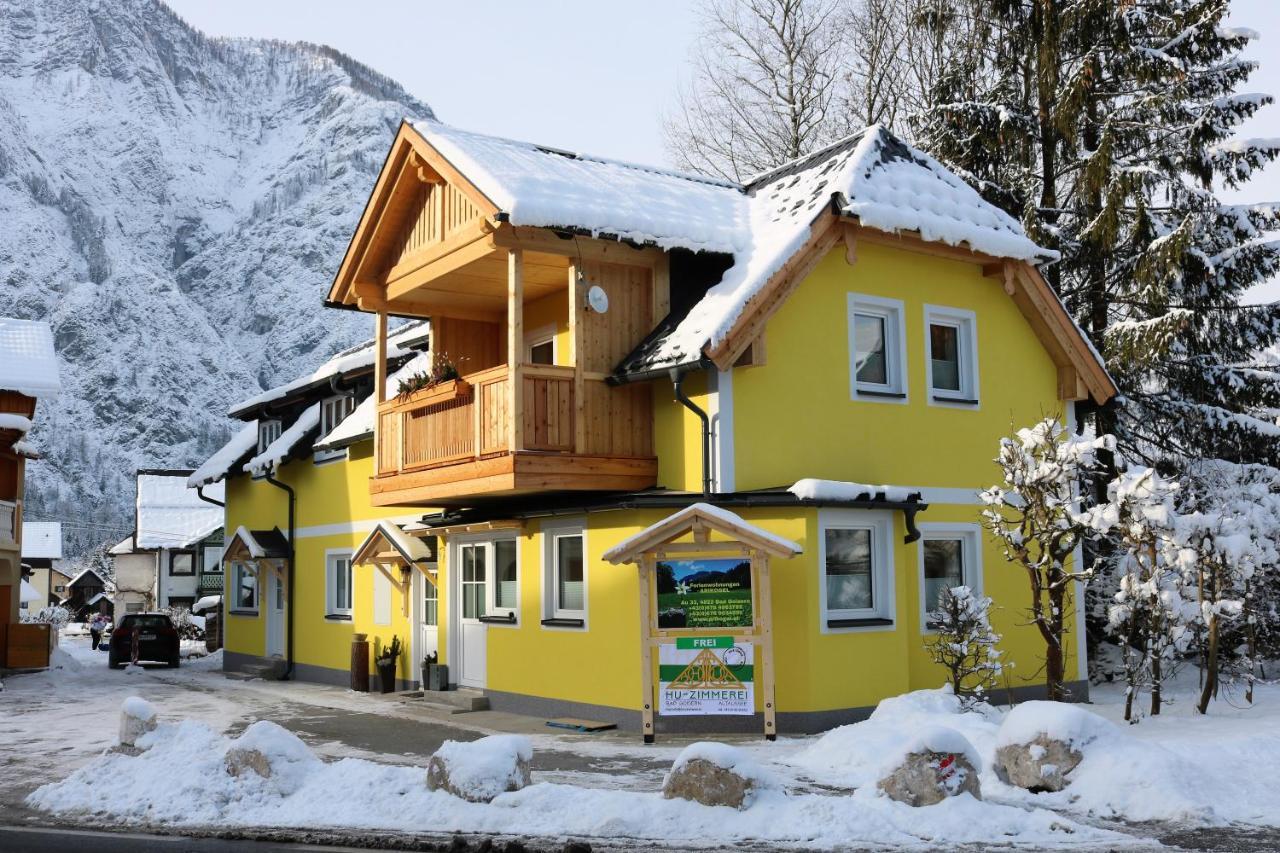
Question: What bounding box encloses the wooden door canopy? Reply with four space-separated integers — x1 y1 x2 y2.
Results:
603 502 802 566
222 526 290 564
352 521 438 576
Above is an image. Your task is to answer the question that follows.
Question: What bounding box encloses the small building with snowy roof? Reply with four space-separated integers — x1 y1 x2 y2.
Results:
0 316 59 668
206 116 1115 730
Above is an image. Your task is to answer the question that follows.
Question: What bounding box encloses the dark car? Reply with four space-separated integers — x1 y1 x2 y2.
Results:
109 613 180 669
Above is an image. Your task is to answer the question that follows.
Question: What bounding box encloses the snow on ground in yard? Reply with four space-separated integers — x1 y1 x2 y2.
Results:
27 714 1122 849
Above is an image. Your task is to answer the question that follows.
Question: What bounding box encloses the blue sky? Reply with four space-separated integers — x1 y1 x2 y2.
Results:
167 0 1280 300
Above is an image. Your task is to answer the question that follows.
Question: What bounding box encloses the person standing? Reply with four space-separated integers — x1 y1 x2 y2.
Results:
89 613 107 651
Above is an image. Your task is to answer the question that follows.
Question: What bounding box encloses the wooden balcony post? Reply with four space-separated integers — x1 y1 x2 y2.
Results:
507 250 524 452
568 262 585 452
374 310 387 473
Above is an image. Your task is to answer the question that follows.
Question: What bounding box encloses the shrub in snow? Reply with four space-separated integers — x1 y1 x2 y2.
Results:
663 742 774 809
162 606 205 641
981 418 1112 701
21 605 71 630
994 701 1110 792
224 721 318 794
426 735 532 803
925 586 1005 705
118 696 157 754
876 726 981 806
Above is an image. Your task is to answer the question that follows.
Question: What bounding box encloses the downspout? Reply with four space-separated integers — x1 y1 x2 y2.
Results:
670 368 712 496
194 486 224 508
263 470 296 680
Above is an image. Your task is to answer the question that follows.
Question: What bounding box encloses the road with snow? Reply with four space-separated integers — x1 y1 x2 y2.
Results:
4 635 1280 851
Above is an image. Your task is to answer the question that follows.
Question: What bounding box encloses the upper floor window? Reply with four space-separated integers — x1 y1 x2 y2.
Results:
925 305 979 405
819 510 895 630
848 294 907 401
169 551 195 576
316 395 357 462
258 420 281 454
919 526 982 631
526 325 556 365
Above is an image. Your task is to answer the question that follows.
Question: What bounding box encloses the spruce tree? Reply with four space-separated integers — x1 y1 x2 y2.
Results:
917 1 1280 478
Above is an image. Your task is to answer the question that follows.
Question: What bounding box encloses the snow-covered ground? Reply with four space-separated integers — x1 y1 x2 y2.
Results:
6 639 1280 850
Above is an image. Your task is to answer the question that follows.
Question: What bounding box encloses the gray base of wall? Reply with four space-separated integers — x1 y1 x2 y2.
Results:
222 650 415 693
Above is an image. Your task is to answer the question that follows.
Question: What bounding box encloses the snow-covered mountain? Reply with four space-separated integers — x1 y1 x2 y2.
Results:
0 0 434 551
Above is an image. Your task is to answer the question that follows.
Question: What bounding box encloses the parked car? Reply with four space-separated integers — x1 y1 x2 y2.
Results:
109 613 180 669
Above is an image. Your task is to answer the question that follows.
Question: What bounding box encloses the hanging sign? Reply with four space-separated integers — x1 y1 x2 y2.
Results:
658 638 754 716
655 557 753 629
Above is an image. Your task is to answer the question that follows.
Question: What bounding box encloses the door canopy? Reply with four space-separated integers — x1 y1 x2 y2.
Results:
603 502 802 566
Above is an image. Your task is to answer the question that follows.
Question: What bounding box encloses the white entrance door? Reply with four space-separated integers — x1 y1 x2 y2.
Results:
413 570 440 684
266 570 285 658
456 543 487 688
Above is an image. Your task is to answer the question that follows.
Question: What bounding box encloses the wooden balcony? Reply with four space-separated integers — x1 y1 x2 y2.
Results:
370 364 656 506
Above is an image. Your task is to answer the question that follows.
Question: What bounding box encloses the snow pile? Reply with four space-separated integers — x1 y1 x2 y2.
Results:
244 402 321 476
189 421 259 488
429 735 532 802
669 741 775 787
26 711 1124 847
135 472 224 549
996 701 1111 752
229 721 321 794
0 317 60 398
121 696 157 723
789 478 917 504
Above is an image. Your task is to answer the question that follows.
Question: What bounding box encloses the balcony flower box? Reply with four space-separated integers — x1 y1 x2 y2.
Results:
398 377 472 410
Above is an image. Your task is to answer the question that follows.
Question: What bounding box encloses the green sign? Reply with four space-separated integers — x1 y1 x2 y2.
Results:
656 558 753 629
676 636 735 650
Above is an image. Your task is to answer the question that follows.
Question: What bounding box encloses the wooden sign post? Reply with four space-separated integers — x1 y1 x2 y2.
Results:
603 504 801 743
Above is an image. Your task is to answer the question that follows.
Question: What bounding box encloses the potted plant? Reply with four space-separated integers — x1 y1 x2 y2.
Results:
374 635 401 694
422 650 449 692
397 355 469 403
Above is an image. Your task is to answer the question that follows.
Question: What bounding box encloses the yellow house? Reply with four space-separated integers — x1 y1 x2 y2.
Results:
201 120 1115 733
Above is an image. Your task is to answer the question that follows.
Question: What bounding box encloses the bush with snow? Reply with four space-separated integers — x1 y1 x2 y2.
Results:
21 605 71 630
162 606 205 641
924 586 1005 705
663 742 775 809
426 734 532 803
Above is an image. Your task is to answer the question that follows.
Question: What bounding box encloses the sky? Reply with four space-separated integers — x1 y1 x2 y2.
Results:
167 0 1280 299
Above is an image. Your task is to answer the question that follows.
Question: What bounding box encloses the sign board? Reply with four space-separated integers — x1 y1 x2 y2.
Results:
658 638 754 716
655 557 753 629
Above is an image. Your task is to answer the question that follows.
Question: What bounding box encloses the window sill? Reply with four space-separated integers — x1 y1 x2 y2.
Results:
478 613 517 625
541 617 586 629
324 613 353 622
854 388 906 400
827 617 894 629
229 609 259 617
931 394 979 406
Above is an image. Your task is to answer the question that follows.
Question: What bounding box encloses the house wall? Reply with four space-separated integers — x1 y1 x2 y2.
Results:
113 552 157 617
222 442 434 689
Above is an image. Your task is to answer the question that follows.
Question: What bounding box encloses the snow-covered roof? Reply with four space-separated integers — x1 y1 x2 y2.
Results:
189 421 259 488
353 520 436 566
19 579 40 604
224 526 290 561
0 413 33 435
413 121 746 254
66 567 108 589
108 534 136 555
788 478 920 504
192 594 222 614
135 471 224 550
0 317 60 399
603 502 802 563
84 592 110 606
229 320 428 416
314 352 433 451
244 402 321 476
616 126 1054 376
21 521 62 559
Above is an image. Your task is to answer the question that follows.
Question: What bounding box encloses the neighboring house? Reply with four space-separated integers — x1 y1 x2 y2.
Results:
112 470 225 613
19 521 65 611
62 567 112 622
190 321 434 687
198 120 1115 732
0 317 60 668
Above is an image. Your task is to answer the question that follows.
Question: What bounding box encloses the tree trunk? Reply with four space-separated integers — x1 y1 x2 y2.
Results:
1197 614 1219 715
1044 580 1068 701
1150 655 1162 716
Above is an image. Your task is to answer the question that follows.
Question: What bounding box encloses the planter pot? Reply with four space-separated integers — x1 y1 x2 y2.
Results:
426 663 449 691
376 662 397 693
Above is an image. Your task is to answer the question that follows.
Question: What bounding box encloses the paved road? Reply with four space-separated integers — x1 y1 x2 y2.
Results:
0 826 394 852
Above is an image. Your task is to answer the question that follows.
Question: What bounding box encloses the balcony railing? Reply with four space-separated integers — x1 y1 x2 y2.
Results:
0 499 15 546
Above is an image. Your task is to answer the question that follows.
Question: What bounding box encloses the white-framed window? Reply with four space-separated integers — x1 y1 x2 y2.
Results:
525 324 557 365
489 539 519 621
924 305 979 405
231 561 257 612
542 525 587 627
258 420 281 454
917 525 983 631
316 395 356 462
423 576 438 627
818 509 895 631
325 550 353 618
169 550 194 576
848 294 908 402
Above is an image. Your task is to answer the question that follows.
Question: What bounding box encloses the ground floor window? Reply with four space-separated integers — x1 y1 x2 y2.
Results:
543 527 586 625
490 539 518 620
326 551 352 618
231 561 256 612
819 510 894 630
918 526 982 630
423 577 438 627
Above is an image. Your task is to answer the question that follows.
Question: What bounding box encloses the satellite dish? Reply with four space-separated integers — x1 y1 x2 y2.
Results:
586 284 609 314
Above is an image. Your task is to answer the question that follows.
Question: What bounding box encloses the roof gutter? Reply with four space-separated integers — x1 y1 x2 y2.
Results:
194 487 224 508
262 470 296 681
